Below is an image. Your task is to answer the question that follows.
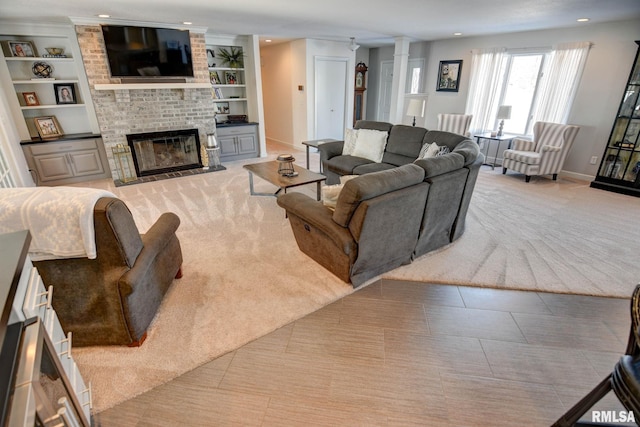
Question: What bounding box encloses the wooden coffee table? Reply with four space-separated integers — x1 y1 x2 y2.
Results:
243 161 326 201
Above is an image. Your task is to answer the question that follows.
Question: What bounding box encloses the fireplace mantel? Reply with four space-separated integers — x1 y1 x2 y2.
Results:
94 83 211 91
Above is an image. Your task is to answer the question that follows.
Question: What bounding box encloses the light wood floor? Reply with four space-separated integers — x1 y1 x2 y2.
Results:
95 142 634 425
94 279 633 426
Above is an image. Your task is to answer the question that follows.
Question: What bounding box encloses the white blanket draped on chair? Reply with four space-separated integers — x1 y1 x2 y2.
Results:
0 187 116 260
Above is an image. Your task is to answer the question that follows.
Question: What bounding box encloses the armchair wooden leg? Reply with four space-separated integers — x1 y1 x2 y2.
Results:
552 173 558 181
525 175 531 183
128 331 148 347
502 167 507 175
175 267 183 279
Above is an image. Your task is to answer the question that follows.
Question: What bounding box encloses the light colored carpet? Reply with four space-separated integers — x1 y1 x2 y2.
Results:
72 159 640 412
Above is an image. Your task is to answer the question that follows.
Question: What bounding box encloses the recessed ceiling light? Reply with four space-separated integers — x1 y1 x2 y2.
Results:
98 14 110 18
183 21 192 25
577 18 590 22
453 32 462 36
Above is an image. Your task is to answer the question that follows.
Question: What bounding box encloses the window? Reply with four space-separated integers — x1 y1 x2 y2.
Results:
466 42 590 136
499 53 547 135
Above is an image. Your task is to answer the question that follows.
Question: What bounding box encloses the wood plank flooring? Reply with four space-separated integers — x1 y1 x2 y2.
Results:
94 280 634 426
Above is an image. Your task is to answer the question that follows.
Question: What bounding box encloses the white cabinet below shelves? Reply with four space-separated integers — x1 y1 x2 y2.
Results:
217 124 259 161
22 136 111 185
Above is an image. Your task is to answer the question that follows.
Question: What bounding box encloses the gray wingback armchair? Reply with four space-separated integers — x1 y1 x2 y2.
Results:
33 197 183 346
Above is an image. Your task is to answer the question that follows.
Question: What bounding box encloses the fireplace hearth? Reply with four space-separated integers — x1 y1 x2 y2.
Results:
127 129 203 177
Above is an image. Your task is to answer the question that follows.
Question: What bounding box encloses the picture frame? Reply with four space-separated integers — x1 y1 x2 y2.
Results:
437 60 463 92
53 83 77 104
34 116 63 139
224 71 238 85
8 40 36 57
215 102 230 114
22 92 40 106
209 70 221 85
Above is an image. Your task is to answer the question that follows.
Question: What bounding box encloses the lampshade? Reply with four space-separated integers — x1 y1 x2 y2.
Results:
497 105 512 120
406 99 425 117
206 133 218 148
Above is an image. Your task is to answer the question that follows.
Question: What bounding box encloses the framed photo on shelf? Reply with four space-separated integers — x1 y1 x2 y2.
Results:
34 116 63 139
436 60 462 92
8 40 36 57
209 70 222 85
22 92 40 106
224 71 238 85
215 102 230 114
54 83 76 104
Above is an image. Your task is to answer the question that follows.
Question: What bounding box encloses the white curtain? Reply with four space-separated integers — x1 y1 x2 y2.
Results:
464 48 507 135
533 41 592 124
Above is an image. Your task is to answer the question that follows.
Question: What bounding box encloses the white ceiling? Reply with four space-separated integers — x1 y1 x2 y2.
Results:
1 0 640 47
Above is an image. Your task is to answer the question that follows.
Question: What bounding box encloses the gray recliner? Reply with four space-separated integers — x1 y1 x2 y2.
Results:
277 164 429 287
34 197 183 346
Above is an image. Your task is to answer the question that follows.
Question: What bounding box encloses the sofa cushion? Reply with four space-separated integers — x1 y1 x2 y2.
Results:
322 175 358 209
354 120 393 133
386 124 427 158
418 142 441 159
333 163 425 227
352 162 397 175
325 155 373 176
351 128 388 162
342 128 358 155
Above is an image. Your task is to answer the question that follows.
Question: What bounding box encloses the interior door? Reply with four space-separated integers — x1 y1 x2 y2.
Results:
315 57 347 139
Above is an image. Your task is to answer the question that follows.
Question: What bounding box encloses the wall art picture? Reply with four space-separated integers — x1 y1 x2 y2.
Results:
22 92 40 106
8 40 36 57
437 60 462 92
34 116 63 139
54 83 77 104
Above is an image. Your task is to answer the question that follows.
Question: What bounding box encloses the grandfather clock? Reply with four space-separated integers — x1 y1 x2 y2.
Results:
354 62 368 125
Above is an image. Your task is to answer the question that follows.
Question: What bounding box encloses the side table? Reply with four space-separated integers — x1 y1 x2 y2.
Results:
474 133 516 169
301 138 338 172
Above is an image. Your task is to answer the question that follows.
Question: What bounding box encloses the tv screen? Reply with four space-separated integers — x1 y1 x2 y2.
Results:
101 25 194 78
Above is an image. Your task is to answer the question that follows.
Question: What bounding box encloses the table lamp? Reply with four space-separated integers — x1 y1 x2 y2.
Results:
497 105 512 136
406 99 425 127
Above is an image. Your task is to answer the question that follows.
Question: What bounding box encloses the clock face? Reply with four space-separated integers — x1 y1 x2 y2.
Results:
356 72 364 88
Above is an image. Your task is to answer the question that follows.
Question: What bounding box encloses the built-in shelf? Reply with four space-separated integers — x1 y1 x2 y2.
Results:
20 104 85 110
94 83 211 90
13 79 79 84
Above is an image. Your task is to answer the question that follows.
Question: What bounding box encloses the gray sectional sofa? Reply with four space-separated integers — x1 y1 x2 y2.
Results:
277 120 484 287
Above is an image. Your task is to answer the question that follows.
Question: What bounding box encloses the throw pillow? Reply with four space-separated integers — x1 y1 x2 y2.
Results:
435 145 451 156
342 128 359 155
417 142 440 159
351 129 388 163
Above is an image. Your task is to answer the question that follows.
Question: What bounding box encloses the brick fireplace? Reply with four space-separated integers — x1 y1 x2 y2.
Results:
74 25 216 182
127 128 202 176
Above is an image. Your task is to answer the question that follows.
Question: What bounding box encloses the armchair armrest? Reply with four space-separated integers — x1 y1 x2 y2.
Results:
120 212 181 294
511 138 537 152
541 144 562 152
277 192 355 254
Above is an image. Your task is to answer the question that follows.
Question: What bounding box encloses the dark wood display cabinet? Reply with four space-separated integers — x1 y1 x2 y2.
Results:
591 41 640 197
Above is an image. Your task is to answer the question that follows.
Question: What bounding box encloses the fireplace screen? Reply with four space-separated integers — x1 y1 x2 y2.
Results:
126 129 202 177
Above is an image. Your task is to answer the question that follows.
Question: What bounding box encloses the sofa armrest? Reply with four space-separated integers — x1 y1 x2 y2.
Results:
413 152 465 180
119 212 181 294
277 192 355 253
318 140 344 162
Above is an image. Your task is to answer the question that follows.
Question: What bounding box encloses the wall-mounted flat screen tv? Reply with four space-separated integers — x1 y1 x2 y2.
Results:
101 25 194 78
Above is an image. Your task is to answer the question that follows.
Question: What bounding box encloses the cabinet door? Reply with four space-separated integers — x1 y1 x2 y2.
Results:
68 149 105 176
34 153 74 182
218 135 239 156
237 134 257 155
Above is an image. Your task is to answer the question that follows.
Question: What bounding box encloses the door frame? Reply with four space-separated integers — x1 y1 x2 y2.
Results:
314 56 349 139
